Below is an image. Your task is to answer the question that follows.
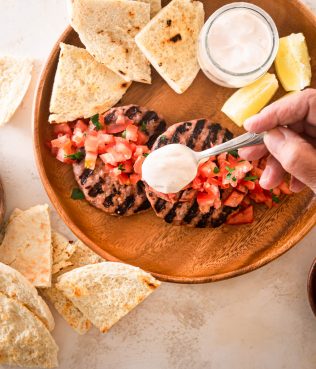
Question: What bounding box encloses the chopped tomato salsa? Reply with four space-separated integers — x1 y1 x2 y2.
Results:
49 114 150 185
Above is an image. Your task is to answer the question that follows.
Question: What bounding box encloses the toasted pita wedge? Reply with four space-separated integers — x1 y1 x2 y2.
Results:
135 0 204 93
49 43 131 123
52 231 76 274
134 0 161 17
42 239 103 334
69 239 104 267
68 0 151 83
0 205 52 287
0 293 58 368
56 262 160 333
0 262 54 331
0 57 33 126
41 284 91 335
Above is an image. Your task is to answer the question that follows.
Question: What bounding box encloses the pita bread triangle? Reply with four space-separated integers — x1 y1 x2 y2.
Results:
56 262 160 333
49 43 131 123
68 0 151 83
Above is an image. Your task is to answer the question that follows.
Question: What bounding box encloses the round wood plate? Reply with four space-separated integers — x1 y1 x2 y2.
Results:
34 0 316 283
0 178 5 228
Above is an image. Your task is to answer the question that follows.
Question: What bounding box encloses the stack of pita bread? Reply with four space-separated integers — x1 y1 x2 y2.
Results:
0 204 160 367
50 0 204 123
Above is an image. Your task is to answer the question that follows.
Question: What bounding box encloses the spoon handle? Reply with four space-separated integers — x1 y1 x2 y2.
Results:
196 132 265 161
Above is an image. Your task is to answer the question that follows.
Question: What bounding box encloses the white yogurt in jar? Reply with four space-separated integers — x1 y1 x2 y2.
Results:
198 3 279 88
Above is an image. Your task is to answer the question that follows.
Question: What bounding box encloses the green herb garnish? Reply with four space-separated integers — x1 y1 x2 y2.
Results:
65 151 84 161
91 114 102 131
118 164 125 171
244 175 258 182
213 167 220 174
225 166 235 173
71 188 85 200
159 135 167 143
228 149 239 158
121 130 127 138
140 121 147 132
143 153 149 157
272 195 280 203
226 173 232 180
232 176 237 182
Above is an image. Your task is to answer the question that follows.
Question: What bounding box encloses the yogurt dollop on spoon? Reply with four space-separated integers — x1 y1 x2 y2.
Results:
142 132 265 194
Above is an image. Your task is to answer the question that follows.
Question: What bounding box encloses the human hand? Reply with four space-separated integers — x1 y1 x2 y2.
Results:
239 89 316 193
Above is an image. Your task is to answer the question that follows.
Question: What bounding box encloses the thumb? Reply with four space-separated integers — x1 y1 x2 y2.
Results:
264 127 316 193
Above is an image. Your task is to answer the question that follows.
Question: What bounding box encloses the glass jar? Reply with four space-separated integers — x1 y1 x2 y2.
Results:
198 2 279 88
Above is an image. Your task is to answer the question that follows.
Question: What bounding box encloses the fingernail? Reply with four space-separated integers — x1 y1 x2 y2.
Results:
259 167 271 188
264 128 286 153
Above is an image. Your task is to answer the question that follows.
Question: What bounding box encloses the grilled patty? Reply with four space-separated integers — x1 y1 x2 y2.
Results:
145 119 235 227
73 105 166 216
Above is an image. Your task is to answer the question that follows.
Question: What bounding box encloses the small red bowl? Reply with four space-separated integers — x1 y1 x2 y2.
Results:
308 258 316 316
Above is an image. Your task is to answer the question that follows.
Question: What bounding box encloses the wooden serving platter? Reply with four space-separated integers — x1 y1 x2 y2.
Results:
33 0 316 283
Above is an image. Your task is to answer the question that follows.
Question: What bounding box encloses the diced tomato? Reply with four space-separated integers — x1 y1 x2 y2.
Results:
130 173 141 185
108 141 133 162
241 180 256 191
125 124 138 142
122 159 133 173
133 145 150 158
226 205 254 225
84 134 98 154
110 167 122 177
278 181 292 195
136 130 149 145
207 177 221 186
118 173 130 185
134 155 145 175
84 151 97 170
51 135 71 149
98 132 115 145
197 192 216 213
192 176 204 191
56 141 75 164
53 123 72 137
198 159 218 178
103 163 115 173
100 153 117 166
251 166 263 178
223 190 245 207
75 120 88 132
271 187 281 196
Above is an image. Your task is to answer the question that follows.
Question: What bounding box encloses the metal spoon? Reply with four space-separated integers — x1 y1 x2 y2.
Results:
142 132 265 194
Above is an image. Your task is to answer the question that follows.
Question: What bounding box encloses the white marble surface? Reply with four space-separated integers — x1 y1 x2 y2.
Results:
0 1 316 368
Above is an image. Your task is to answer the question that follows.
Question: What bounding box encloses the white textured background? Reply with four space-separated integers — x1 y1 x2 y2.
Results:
0 1 316 369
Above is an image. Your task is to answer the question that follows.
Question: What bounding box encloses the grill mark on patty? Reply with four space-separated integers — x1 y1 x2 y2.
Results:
87 179 104 197
196 210 214 228
202 123 222 150
135 199 151 213
79 168 93 185
223 129 234 142
104 111 116 124
147 120 167 149
170 122 192 144
211 206 234 228
154 198 167 213
187 119 206 149
103 194 114 208
115 195 135 215
164 203 181 223
125 106 140 119
183 200 199 224
136 181 145 195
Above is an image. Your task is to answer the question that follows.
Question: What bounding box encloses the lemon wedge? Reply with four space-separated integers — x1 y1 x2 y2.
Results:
275 33 311 91
221 73 279 127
